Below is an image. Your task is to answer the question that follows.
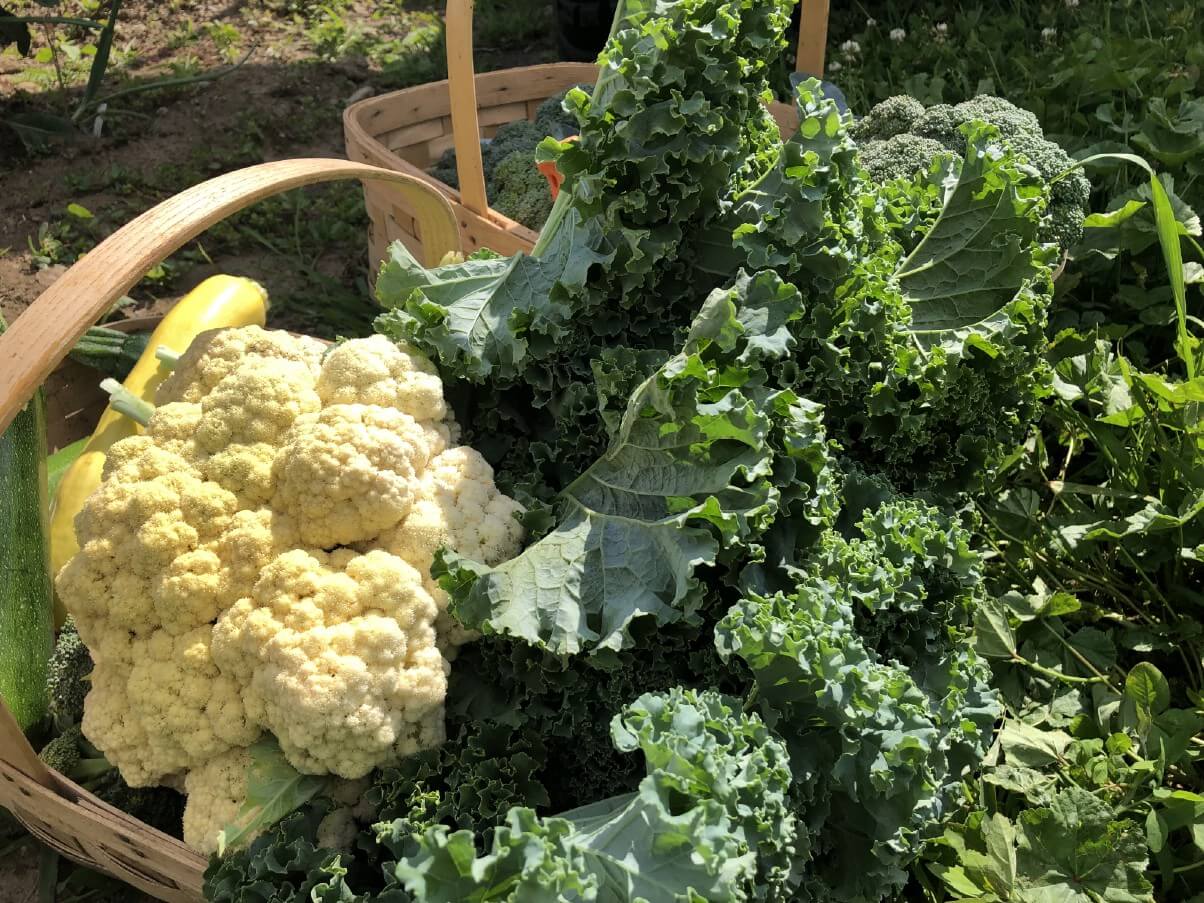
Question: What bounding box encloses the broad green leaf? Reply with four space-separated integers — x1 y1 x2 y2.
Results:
1083 199 1147 229
47 438 87 502
1144 810 1167 854
898 125 1047 341
1000 721 1072 768
215 739 329 856
974 597 1017 658
1016 786 1154 903
1124 663 1171 717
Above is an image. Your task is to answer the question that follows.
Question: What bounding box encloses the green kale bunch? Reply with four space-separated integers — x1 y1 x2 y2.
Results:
718 479 999 901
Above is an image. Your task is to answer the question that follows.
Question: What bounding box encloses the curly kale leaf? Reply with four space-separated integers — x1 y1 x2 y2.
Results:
390 688 796 903
440 271 835 657
717 487 999 902
785 123 1058 494
376 0 795 501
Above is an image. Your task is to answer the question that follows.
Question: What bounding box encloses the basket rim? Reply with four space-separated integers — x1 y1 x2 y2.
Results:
343 61 602 245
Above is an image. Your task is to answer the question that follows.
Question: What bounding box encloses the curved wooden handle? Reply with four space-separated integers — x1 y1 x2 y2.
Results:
446 0 489 215
0 158 461 435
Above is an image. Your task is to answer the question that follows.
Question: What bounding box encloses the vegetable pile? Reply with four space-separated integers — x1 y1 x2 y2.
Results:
54 326 523 852
4 0 1198 900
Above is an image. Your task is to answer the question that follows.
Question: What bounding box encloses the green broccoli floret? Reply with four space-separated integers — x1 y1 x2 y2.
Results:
428 146 463 189
482 120 543 188
46 617 92 725
856 94 1092 251
849 95 924 142
427 101 581 208
857 134 951 184
490 150 555 231
39 726 83 775
533 84 589 140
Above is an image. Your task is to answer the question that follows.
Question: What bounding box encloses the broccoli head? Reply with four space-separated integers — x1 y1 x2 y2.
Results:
482 119 544 188
857 133 951 184
428 146 462 189
855 94 1092 251
46 617 93 725
429 86 586 196
849 95 924 142
39 723 184 835
39 725 83 775
490 151 555 231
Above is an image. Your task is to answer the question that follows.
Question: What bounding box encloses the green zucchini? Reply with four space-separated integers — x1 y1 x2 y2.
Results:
69 327 151 380
0 314 53 731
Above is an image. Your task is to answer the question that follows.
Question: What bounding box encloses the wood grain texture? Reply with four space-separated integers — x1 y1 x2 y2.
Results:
0 158 461 435
446 0 489 214
797 0 830 76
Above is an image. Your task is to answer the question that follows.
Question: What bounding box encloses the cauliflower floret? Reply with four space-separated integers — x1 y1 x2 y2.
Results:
272 405 447 547
377 447 524 643
317 335 449 426
144 402 205 462
182 747 254 855
202 441 279 505
196 358 321 452
158 326 325 404
83 628 259 787
61 470 239 635
212 549 447 779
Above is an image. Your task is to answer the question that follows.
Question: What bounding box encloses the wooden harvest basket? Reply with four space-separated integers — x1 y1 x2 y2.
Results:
0 159 462 903
344 0 832 268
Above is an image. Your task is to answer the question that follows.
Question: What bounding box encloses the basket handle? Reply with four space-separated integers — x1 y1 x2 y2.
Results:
796 0 830 76
446 0 490 216
0 158 460 435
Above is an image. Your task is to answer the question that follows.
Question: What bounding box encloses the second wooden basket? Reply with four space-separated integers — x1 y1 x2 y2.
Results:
344 0 832 268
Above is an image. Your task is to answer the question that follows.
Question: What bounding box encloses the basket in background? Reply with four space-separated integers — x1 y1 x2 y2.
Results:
344 0 832 270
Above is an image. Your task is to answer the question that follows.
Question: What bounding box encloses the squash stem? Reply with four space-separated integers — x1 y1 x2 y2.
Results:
154 345 181 370
100 378 154 426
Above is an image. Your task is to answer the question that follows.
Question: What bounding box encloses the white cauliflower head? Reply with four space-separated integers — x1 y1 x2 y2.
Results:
54 325 526 851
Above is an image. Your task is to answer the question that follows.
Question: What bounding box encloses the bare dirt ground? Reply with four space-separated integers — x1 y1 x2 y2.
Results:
0 0 554 332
